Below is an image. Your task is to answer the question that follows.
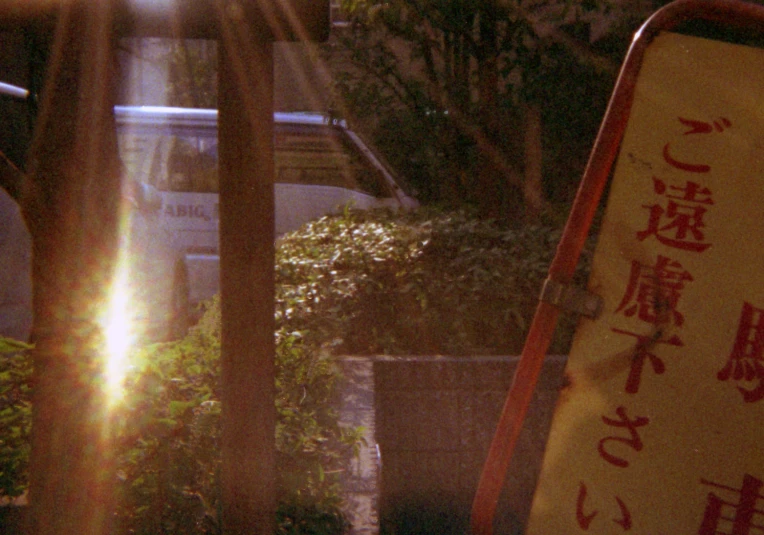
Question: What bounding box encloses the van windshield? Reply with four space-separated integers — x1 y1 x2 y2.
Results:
117 122 393 198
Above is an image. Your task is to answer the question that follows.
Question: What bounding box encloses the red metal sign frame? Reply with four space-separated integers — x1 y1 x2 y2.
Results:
470 1 764 533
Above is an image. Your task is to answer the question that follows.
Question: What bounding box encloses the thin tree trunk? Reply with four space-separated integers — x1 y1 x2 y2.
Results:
523 101 544 221
23 4 121 535
476 2 501 218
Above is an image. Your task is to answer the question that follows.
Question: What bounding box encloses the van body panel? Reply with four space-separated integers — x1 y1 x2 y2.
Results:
115 105 417 308
160 191 219 253
185 253 221 308
275 184 384 235
122 199 181 342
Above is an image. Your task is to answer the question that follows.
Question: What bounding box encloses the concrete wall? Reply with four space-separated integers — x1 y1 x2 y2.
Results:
337 358 381 535
337 355 567 535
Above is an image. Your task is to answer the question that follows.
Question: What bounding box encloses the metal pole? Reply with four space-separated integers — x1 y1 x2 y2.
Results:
218 10 277 535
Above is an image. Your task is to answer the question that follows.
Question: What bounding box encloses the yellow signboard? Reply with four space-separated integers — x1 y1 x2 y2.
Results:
526 32 764 534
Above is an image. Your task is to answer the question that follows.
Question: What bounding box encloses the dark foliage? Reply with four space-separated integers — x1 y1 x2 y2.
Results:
274 207 593 356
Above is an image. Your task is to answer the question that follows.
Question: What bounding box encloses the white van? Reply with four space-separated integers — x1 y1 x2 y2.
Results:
0 185 32 342
115 106 417 325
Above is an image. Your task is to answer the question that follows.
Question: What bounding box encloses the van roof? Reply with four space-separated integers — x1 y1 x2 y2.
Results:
114 105 347 129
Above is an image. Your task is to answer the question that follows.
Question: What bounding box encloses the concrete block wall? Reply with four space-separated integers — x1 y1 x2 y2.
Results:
337 355 567 535
337 358 380 535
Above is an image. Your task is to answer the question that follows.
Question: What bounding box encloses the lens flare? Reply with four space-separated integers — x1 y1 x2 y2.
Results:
102 262 133 405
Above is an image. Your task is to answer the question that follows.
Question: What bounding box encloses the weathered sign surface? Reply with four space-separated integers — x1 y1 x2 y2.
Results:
526 31 764 534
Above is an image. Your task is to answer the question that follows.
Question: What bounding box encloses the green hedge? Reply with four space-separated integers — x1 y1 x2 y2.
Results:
112 306 362 534
0 338 31 500
274 207 592 356
0 319 361 534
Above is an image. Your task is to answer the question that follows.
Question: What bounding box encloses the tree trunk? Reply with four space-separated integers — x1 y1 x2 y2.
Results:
22 5 121 535
218 16 277 535
523 101 544 221
476 2 501 219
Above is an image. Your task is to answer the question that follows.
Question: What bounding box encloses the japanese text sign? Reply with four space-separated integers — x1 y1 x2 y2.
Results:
526 32 764 535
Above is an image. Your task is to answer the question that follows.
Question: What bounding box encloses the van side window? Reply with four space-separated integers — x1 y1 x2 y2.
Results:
274 124 391 198
148 137 167 190
167 136 217 193
118 129 218 193
118 132 161 188
118 115 396 199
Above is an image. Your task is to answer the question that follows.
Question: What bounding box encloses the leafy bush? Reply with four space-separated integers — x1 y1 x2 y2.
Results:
274 206 592 356
0 338 32 499
112 303 362 535
0 319 361 535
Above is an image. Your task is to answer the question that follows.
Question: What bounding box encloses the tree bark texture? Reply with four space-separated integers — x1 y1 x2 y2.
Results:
523 101 544 221
217 8 277 535
476 2 500 219
22 4 122 535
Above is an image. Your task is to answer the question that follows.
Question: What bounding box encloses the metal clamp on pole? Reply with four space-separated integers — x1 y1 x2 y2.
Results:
540 277 603 319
